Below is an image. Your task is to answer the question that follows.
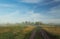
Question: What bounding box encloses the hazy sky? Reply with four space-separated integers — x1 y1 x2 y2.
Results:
0 0 60 24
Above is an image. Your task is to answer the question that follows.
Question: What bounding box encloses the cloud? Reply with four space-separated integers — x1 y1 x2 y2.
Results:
0 4 17 8
47 5 60 18
0 10 46 24
0 10 60 24
42 19 60 24
18 11 46 22
0 10 20 24
27 11 60 24
20 0 60 4
54 0 60 2
20 0 42 3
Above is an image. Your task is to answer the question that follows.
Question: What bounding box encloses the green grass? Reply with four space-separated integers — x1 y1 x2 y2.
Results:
47 32 60 39
23 31 33 39
0 25 35 39
34 28 43 39
0 32 14 39
0 25 60 39
0 26 26 39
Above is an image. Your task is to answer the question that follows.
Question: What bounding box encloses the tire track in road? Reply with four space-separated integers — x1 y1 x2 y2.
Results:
29 30 36 39
40 29 51 39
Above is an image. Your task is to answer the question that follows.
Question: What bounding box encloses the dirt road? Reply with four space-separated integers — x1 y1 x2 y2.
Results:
29 30 36 39
29 27 51 39
40 29 51 39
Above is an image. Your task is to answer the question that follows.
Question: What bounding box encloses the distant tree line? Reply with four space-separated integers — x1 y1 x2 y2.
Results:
21 21 44 25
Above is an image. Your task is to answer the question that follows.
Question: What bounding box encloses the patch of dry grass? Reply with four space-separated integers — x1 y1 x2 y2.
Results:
22 26 35 34
0 25 35 33
42 26 60 35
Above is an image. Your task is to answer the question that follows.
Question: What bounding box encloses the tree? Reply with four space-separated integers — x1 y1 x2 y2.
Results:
35 22 43 25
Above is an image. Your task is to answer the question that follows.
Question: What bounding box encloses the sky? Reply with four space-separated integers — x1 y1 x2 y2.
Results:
0 0 60 24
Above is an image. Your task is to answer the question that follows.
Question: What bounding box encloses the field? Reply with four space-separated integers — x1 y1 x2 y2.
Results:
42 27 60 35
0 25 35 39
41 25 60 35
0 23 60 39
41 25 60 39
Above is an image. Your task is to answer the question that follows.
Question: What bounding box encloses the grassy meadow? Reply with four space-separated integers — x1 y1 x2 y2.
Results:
0 24 35 39
0 22 60 39
41 24 60 39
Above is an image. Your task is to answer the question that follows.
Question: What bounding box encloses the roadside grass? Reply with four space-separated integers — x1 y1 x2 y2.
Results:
42 27 60 35
23 31 33 39
46 31 60 39
34 27 43 39
41 26 60 39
